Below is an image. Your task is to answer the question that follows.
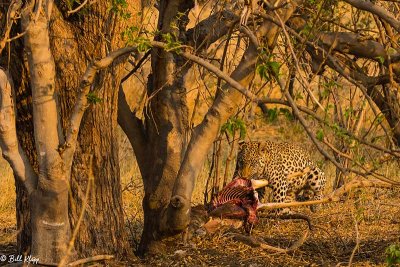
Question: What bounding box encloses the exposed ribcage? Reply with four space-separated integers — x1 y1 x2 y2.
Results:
212 178 253 207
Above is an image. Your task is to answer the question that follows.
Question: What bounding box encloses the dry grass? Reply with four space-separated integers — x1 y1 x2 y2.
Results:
0 158 16 246
137 190 400 267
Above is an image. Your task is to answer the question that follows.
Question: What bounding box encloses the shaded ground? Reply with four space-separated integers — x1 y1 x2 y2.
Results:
138 192 399 267
1 189 399 266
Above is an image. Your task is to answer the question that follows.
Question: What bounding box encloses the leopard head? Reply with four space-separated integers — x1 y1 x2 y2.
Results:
235 141 266 178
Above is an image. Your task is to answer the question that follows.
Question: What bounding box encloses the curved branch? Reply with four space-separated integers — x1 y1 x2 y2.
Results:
343 0 400 33
232 221 309 252
186 10 239 50
257 177 394 211
0 68 37 194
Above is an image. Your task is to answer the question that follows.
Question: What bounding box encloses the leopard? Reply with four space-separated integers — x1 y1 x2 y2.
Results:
234 140 326 213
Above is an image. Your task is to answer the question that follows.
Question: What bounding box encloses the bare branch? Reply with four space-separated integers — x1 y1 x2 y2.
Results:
257 177 394 211
343 0 400 33
319 32 391 62
67 0 88 15
0 0 22 54
0 68 37 194
232 229 308 253
67 255 114 267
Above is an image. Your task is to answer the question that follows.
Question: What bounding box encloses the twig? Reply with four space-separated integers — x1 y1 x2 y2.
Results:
67 0 89 14
67 255 114 267
231 229 308 253
121 50 151 84
347 212 360 267
0 0 23 54
273 10 324 111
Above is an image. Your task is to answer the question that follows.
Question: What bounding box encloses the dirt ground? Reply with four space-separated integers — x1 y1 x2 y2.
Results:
136 189 400 267
1 188 399 266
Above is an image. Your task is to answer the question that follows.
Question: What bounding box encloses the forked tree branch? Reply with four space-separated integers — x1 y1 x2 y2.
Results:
186 10 239 50
0 69 37 194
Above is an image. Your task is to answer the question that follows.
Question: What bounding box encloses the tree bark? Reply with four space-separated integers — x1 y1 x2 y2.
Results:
49 3 133 258
137 0 194 255
0 0 136 260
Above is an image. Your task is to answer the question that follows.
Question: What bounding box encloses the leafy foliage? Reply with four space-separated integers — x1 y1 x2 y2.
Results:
86 92 103 104
221 118 246 139
386 244 400 266
162 33 182 52
256 50 281 81
122 26 152 52
264 107 294 122
110 0 131 19
316 129 324 141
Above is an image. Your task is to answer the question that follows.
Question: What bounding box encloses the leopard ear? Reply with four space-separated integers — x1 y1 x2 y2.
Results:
238 140 246 149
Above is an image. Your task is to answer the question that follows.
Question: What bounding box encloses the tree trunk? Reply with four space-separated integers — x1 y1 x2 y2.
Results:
136 0 194 255
21 1 71 262
49 3 133 258
0 1 135 260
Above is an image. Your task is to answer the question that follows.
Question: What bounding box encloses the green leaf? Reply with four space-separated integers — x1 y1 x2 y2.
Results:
375 56 385 64
266 107 279 122
86 92 103 104
268 61 280 77
316 129 324 141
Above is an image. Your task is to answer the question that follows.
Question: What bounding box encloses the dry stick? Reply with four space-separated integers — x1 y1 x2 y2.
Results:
121 50 151 84
257 177 393 211
347 212 360 267
232 230 309 253
67 0 88 14
67 255 114 267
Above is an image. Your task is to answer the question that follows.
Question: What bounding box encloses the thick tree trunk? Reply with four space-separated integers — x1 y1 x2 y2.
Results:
0 1 135 260
22 2 71 262
49 3 133 258
136 0 193 255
